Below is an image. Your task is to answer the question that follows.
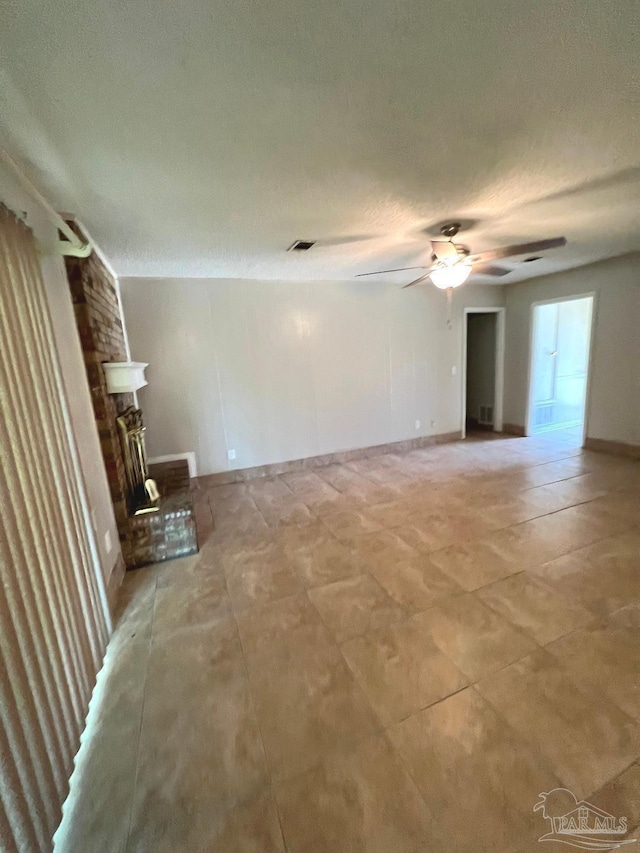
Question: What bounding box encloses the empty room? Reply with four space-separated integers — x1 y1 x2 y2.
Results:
1 1 639 851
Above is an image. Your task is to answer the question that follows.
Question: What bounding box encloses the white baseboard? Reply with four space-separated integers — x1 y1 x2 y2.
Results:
148 452 197 478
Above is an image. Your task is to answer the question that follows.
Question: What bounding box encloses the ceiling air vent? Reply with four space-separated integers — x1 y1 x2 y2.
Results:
287 239 316 251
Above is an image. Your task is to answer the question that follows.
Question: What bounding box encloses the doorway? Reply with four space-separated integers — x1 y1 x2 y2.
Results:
462 307 505 438
526 294 594 442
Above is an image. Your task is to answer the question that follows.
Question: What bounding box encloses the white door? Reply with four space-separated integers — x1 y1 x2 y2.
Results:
530 296 593 435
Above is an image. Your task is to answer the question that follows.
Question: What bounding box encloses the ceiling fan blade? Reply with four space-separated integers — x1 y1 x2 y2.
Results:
356 264 429 277
468 236 567 266
473 263 511 277
402 272 434 289
431 240 458 262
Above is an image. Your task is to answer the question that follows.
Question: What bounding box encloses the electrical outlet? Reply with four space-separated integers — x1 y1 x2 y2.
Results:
415 419 421 430
451 365 457 376
104 530 112 553
227 449 236 461
430 420 436 428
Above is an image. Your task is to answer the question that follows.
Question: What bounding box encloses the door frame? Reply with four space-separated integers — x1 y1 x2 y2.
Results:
461 307 505 440
524 292 597 443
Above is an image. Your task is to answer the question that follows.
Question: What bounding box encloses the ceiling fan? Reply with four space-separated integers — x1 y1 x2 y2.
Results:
356 223 567 289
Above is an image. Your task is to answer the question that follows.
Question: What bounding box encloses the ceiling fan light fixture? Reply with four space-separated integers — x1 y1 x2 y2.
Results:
429 263 471 289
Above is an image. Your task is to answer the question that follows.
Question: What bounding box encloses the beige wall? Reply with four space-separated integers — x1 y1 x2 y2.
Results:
120 278 504 476
0 161 121 586
503 254 640 445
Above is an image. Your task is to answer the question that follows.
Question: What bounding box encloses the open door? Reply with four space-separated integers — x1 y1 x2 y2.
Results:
463 308 505 437
527 295 594 441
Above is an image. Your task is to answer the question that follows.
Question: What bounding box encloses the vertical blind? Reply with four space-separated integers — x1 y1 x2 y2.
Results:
0 205 111 852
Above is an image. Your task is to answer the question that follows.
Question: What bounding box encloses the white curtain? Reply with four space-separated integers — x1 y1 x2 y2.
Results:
0 204 110 852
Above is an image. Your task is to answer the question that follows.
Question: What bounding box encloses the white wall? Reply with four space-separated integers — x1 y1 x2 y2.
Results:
466 313 496 423
504 254 640 445
0 161 121 587
120 278 504 475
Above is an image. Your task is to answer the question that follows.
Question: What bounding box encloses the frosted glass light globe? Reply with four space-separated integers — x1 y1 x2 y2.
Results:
429 264 471 289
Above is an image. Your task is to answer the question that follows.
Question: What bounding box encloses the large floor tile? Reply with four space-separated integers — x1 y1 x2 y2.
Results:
128 619 269 850
214 509 271 539
388 688 560 852
279 470 342 506
225 553 303 611
354 482 407 507
341 614 468 725
285 527 361 587
477 571 596 644
246 476 295 500
546 604 640 718
315 464 376 494
588 761 640 837
112 563 161 635
368 554 463 612
306 491 362 518
55 634 151 853
394 512 478 554
484 476 610 528
319 506 384 540
364 499 418 529
478 505 618 571
203 790 286 853
235 592 327 664
254 495 316 528
584 492 640 532
153 568 233 635
219 530 279 567
128 788 286 853
415 593 538 680
275 733 435 853
237 595 380 780
350 529 418 569
477 650 640 798
531 530 640 617
427 535 524 590
309 573 407 642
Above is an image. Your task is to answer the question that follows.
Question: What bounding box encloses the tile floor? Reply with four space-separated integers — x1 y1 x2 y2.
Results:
55 433 640 852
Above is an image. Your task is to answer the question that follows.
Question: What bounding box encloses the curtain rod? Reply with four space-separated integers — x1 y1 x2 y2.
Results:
1 149 92 257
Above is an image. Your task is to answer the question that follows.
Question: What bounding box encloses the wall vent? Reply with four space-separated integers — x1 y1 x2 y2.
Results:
479 405 494 425
287 239 316 251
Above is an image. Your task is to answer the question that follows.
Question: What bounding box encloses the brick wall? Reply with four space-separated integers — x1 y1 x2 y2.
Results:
64 230 134 562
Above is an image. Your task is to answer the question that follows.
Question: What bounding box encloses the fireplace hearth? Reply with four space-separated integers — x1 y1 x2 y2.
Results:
116 408 198 567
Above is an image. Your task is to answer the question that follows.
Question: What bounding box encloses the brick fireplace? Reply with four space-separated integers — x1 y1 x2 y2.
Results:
65 224 198 568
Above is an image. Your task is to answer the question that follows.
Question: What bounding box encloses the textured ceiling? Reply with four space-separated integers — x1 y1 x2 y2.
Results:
1 0 639 283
